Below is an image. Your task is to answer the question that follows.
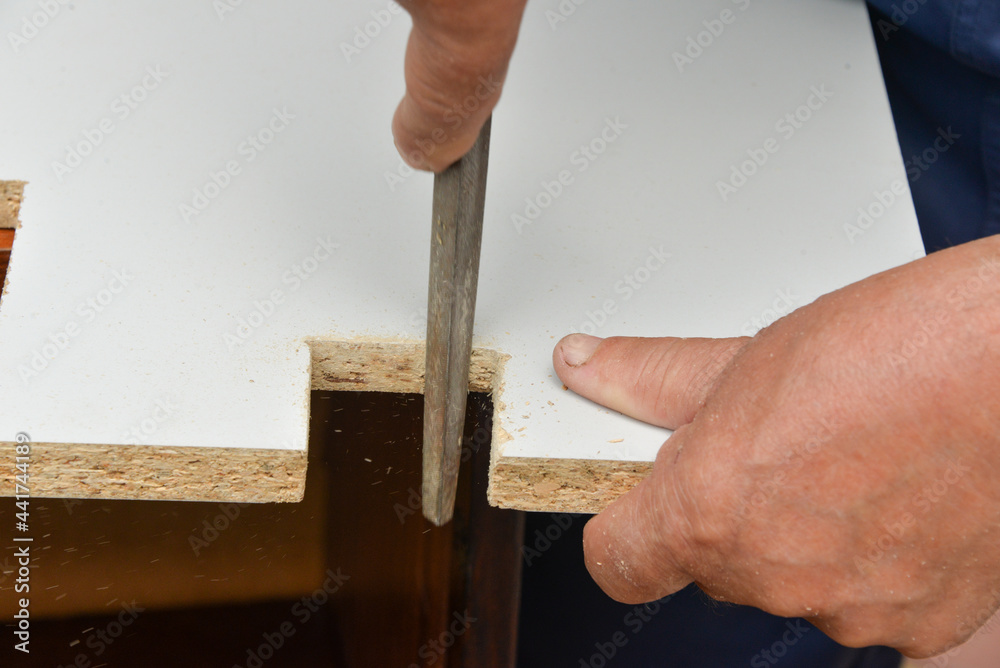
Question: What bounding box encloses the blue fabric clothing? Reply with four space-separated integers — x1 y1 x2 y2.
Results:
868 0 1000 249
518 513 902 667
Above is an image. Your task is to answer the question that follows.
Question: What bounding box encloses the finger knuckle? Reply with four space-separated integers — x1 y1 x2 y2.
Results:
685 341 742 401
664 473 736 565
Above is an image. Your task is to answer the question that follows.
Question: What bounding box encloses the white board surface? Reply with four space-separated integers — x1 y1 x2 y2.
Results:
0 0 924 499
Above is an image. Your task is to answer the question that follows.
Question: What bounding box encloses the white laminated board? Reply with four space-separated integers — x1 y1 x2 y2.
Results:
0 0 924 510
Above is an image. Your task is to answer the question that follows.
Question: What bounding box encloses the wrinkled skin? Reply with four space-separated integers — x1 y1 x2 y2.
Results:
392 0 527 172
393 2 1000 658
552 237 1000 658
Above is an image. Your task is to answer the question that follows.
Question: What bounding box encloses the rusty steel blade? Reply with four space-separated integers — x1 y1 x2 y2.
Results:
422 118 492 526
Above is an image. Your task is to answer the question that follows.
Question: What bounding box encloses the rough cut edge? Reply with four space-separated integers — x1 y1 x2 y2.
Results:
488 456 652 514
310 341 660 514
1 181 24 303
0 340 511 503
0 441 307 502
308 339 506 394
0 181 636 509
0 180 25 229
0 179 308 504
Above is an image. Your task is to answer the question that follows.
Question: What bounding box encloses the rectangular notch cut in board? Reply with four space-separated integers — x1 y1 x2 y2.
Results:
0 308 511 503
1 181 25 303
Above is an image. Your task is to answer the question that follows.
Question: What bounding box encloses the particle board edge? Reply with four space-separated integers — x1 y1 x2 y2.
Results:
0 340 512 503
0 441 307 503
0 181 25 229
487 455 652 514
308 339 506 394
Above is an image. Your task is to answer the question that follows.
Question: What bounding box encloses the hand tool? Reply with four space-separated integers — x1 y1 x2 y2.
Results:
422 117 492 526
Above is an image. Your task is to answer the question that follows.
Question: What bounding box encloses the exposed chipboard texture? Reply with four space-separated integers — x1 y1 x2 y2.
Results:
0 181 24 229
0 0 923 508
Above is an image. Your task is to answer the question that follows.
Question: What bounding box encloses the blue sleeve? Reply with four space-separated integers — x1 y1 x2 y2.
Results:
866 0 1000 248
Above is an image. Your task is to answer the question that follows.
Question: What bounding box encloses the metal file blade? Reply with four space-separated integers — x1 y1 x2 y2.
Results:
422 117 492 526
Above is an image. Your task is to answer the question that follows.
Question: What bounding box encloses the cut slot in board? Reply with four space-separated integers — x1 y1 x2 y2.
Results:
0 0 925 512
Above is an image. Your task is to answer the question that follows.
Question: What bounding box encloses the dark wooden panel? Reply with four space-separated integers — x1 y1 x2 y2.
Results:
1 391 524 666
1 228 13 305
455 395 526 668
316 390 523 668
315 391 455 666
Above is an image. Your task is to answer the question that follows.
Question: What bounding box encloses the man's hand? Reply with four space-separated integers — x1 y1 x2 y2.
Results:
393 0 528 172
553 235 1000 658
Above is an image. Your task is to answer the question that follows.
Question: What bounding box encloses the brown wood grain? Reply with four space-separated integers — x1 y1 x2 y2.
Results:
1 228 12 289
318 390 523 668
0 442 328 619
0 181 24 229
455 394 525 668
1 392 524 666
318 391 457 666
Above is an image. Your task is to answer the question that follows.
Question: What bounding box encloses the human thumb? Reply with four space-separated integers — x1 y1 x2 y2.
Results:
552 334 747 429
